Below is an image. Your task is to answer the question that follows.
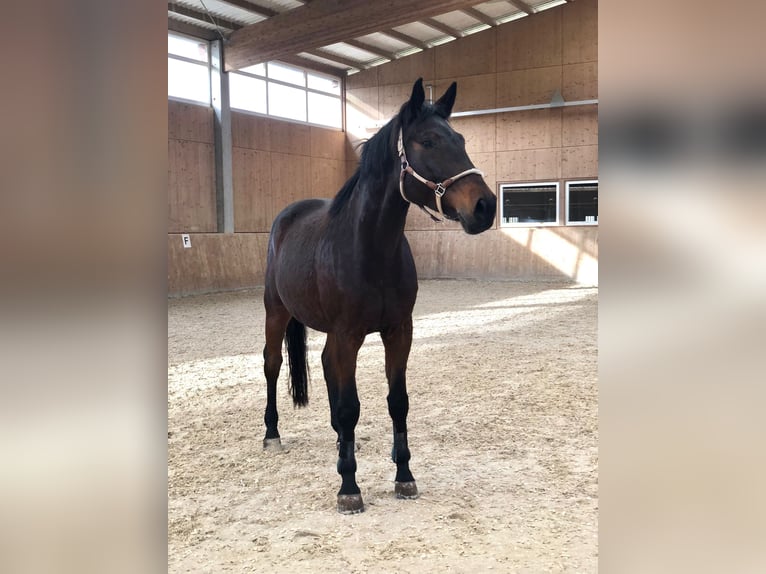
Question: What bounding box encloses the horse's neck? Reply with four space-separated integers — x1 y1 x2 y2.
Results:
351 176 409 257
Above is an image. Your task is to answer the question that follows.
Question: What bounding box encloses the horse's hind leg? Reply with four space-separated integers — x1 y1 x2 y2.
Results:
263 291 290 451
381 318 418 499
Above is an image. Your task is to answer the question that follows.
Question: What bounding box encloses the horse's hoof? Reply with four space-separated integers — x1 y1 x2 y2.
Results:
395 481 419 499
263 438 284 452
337 494 364 514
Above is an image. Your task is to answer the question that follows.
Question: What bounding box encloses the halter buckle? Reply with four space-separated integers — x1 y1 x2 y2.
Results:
434 183 446 197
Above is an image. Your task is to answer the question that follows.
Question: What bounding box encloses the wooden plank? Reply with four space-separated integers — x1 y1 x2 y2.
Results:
421 18 462 39
271 152 311 211
496 108 563 151
434 29 496 79
562 62 597 101
225 0 494 70
343 39 397 61
168 233 270 295
496 67 562 108
562 0 597 64
507 1 535 15
232 148 272 232
168 140 217 233
377 50 434 86
278 55 347 77
380 29 429 51
168 100 214 143
496 6 562 71
269 119 311 156
231 110 271 151
310 157 348 198
310 126 348 160
460 7 497 27
496 148 562 181
304 49 368 70
561 144 597 179
433 74 496 112
562 105 597 147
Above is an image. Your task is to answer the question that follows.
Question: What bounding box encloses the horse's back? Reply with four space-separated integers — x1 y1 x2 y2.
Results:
268 199 329 254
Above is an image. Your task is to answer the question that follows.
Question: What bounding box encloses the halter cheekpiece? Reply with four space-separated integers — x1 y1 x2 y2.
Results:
397 128 484 223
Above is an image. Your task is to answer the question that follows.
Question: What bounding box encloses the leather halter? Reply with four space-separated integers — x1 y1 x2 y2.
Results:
397 128 484 223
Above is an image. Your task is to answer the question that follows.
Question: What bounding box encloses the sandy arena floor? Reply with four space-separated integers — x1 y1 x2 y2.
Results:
168 279 598 573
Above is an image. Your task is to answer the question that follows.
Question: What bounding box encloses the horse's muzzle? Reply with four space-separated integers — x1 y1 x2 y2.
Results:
459 191 496 235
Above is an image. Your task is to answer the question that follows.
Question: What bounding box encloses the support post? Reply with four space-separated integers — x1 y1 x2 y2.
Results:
210 40 234 233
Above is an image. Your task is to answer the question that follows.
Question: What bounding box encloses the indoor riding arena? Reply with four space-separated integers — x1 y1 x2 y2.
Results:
168 1 598 572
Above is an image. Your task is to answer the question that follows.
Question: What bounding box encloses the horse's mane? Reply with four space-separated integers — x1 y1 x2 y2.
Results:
329 103 441 217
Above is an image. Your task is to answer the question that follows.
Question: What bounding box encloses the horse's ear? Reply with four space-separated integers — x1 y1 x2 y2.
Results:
434 82 457 118
409 78 425 110
401 78 425 125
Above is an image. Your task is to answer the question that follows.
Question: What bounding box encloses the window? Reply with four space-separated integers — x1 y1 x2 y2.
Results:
500 182 560 226
229 62 343 129
167 33 210 105
566 180 598 225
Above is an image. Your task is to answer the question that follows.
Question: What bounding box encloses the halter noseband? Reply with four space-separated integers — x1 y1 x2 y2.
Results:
397 128 484 223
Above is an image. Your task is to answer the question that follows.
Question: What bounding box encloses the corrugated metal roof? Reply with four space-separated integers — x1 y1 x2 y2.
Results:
473 1 524 20
168 0 570 75
431 10 481 30
393 21 449 44
172 0 266 26
355 32 412 54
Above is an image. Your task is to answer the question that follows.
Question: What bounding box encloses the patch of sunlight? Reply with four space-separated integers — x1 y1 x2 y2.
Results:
501 227 598 285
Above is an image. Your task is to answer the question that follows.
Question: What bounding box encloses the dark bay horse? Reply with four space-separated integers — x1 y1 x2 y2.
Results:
262 78 496 514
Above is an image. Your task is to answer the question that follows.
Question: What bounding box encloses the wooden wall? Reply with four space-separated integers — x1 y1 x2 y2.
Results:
346 0 598 284
168 103 353 294
168 0 598 294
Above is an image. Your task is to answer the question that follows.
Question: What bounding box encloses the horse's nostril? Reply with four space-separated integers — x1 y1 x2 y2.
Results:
475 198 487 217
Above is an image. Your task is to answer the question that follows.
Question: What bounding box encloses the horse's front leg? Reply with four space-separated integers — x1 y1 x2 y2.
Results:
325 332 365 514
381 318 418 499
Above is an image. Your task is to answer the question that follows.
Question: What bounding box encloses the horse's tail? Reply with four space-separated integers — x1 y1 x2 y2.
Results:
285 318 309 407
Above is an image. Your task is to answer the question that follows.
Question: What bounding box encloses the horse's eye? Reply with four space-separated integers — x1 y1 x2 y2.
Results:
421 140 434 149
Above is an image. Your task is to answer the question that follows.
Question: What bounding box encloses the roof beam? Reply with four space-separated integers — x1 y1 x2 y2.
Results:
380 29 429 50
167 4 242 32
343 39 398 61
304 49 370 71
460 7 497 27
224 0 497 70
420 17 462 38
507 1 536 15
168 17 218 41
216 0 277 18
278 54 346 77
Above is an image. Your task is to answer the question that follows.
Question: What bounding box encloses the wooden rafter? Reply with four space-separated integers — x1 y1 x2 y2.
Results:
381 29 429 50
304 49 369 71
343 39 397 61
420 17 462 38
507 0 536 15
224 0 501 70
278 54 346 77
460 7 497 27
168 17 218 41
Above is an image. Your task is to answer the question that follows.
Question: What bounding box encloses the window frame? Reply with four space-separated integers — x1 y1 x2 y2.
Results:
229 62 344 131
565 179 599 226
167 32 211 106
499 181 561 227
